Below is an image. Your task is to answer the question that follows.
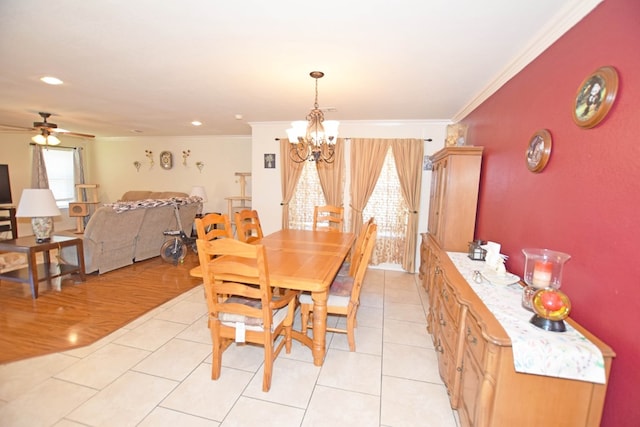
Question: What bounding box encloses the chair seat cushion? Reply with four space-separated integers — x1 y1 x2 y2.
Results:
298 274 353 307
299 291 350 307
337 262 350 277
329 274 354 297
218 296 288 332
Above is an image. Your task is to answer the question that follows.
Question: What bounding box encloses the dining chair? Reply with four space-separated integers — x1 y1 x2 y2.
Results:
312 205 344 232
337 217 375 277
196 237 298 392
195 213 233 241
299 223 377 351
234 209 264 243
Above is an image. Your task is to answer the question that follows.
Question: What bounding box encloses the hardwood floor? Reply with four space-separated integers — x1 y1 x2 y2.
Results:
0 252 202 364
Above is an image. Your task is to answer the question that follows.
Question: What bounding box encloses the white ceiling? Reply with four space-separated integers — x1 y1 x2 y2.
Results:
0 0 600 138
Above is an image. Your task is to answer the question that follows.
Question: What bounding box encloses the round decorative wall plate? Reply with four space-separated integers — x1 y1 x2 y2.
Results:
572 66 619 129
526 129 552 173
160 151 173 169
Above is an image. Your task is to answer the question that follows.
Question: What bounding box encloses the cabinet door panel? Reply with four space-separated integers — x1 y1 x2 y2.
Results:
438 307 458 356
440 277 461 324
464 312 486 366
459 343 483 427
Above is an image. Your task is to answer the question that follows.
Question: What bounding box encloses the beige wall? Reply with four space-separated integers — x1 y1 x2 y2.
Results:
89 135 252 216
1 133 251 237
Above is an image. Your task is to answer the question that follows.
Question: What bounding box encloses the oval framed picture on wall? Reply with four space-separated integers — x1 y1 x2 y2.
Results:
526 129 552 173
572 66 619 129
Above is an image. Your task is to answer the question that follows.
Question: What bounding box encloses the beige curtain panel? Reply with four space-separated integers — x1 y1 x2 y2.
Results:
392 139 423 273
349 138 390 236
316 138 345 207
279 138 305 229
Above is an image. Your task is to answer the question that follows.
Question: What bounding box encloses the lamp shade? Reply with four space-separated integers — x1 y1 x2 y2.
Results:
189 186 208 202
16 189 61 217
31 133 61 146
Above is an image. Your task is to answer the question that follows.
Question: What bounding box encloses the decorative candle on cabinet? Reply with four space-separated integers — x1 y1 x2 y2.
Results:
532 260 553 288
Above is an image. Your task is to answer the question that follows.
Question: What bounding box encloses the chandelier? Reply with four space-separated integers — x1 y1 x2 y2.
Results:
287 71 339 163
32 129 60 146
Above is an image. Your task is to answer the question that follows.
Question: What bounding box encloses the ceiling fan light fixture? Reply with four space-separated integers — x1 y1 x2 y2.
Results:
32 134 46 144
32 130 60 146
48 134 61 145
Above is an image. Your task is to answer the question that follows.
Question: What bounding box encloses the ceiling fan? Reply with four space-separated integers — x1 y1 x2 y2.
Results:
0 112 95 145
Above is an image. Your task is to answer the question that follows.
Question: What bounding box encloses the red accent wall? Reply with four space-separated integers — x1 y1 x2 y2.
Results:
464 1 640 425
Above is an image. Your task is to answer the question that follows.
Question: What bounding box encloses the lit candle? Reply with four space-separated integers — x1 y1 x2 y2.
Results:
532 260 553 288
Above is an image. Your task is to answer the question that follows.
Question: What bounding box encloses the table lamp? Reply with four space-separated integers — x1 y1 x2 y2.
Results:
189 186 208 202
16 189 61 242
190 186 208 216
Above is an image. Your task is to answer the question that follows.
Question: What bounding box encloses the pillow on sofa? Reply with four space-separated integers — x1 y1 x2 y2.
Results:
119 191 152 201
150 191 189 199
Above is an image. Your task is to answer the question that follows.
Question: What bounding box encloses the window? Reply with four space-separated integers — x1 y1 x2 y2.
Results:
42 148 75 208
288 145 409 267
288 161 326 230
362 147 408 266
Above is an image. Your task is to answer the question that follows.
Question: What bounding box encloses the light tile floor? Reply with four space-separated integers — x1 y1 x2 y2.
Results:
0 269 460 427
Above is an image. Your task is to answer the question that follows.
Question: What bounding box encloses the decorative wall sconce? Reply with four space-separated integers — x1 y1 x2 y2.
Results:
133 161 141 172
145 150 154 167
182 149 191 166
196 161 205 172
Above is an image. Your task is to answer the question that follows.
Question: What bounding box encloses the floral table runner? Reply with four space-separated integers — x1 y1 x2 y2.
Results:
447 251 606 384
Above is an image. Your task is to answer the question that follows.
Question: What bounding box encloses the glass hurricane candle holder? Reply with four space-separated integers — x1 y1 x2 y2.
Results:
521 248 572 332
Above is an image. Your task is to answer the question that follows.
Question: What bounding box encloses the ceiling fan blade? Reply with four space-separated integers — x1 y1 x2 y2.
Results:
0 123 35 132
56 130 96 139
1 113 95 139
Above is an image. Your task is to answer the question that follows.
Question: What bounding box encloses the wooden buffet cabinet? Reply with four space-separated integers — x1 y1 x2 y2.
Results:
428 146 483 252
420 146 614 426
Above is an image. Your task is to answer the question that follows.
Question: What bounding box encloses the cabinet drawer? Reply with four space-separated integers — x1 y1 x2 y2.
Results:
436 305 458 353
464 313 486 366
440 279 461 324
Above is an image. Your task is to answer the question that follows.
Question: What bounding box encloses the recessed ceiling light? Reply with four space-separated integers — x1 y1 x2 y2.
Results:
40 76 63 85
235 114 243 120
191 121 202 126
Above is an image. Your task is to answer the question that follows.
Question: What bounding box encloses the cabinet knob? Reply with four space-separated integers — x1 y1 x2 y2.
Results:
439 317 447 327
466 327 478 345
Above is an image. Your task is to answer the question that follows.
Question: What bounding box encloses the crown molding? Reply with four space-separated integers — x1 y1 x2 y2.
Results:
452 0 603 122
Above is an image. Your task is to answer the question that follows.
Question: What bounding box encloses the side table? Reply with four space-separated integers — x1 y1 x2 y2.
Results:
0 234 86 298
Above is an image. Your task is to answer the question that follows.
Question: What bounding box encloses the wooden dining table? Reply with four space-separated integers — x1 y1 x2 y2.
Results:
190 229 354 366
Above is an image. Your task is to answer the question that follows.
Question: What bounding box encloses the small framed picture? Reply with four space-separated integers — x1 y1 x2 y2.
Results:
264 153 276 169
423 155 433 171
526 129 552 173
572 66 619 129
159 151 173 170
